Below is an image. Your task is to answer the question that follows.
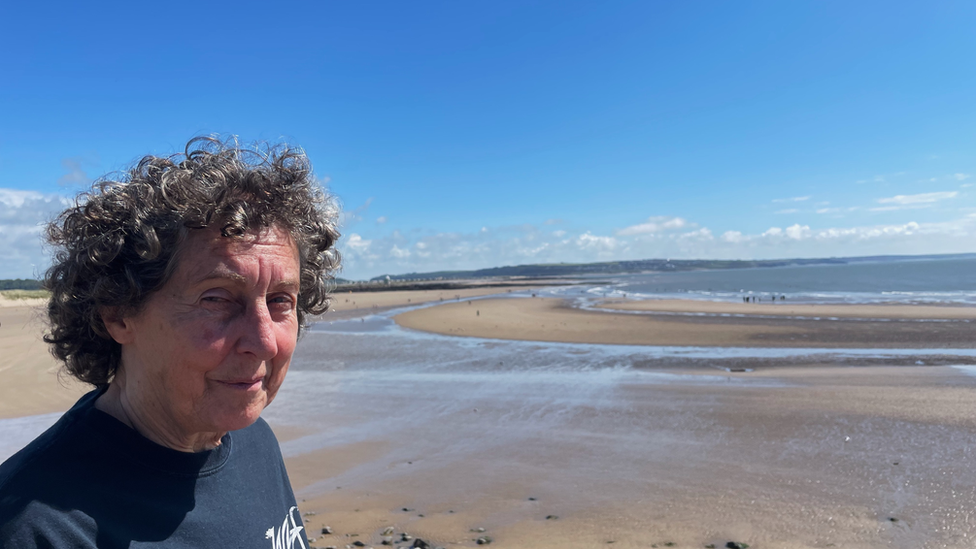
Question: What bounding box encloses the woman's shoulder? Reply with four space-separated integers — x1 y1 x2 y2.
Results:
0 498 98 548
0 390 106 547
230 416 284 460
0 389 103 492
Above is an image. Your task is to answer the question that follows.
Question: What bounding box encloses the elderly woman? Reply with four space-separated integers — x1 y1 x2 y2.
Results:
0 137 339 548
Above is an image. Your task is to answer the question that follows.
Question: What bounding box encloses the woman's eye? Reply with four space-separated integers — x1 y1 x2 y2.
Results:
269 295 296 309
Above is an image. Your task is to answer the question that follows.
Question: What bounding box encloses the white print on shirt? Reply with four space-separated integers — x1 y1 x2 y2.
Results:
265 506 307 549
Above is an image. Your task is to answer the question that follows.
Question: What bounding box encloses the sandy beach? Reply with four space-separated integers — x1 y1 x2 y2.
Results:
0 305 87 418
395 296 976 348
326 284 544 317
3 287 976 548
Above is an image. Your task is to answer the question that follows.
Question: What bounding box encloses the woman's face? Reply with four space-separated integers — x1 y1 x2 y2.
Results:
111 225 301 437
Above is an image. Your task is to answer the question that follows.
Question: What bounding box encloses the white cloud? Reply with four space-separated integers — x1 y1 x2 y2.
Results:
877 191 957 205
616 216 690 236
785 224 811 240
376 216 387 224
954 173 971 181
816 206 859 215
344 233 372 252
340 197 373 226
679 228 713 241
772 196 811 203
775 208 798 214
57 158 91 187
721 230 744 243
552 230 566 237
389 245 411 259
0 188 72 278
577 232 619 251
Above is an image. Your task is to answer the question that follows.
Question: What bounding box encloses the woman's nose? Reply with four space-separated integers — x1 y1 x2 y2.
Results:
237 301 278 360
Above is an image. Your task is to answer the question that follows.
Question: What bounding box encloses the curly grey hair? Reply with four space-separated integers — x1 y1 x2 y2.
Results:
43 136 341 386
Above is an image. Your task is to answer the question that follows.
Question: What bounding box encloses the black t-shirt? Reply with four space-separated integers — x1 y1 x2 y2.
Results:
0 389 309 548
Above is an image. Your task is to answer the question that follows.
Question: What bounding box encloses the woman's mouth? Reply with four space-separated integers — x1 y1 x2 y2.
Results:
218 378 264 391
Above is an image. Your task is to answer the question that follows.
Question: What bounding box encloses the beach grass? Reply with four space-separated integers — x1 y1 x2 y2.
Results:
0 289 49 300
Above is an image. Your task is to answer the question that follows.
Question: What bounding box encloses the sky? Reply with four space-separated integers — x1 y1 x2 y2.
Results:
2 1 975 281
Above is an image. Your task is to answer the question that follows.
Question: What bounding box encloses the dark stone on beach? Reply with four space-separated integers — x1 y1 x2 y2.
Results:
322 526 333 535
528 497 536 501
545 515 558 520
400 533 413 541
381 538 393 545
402 508 412 512
726 542 749 549
411 539 430 549
475 536 492 545
889 517 899 522
353 542 366 547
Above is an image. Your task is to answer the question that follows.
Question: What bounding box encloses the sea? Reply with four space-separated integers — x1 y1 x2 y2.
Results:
582 256 976 305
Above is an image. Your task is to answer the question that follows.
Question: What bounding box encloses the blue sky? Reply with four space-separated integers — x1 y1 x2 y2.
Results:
2 1 975 280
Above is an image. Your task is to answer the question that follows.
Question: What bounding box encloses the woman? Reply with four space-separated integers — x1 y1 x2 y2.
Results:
0 137 340 548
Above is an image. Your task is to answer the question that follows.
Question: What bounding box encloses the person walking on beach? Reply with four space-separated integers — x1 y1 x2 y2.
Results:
0 137 340 548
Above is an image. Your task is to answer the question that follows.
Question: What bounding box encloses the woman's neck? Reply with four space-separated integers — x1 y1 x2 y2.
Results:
94 373 225 453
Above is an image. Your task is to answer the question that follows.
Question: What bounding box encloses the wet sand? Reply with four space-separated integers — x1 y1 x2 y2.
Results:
277 352 976 549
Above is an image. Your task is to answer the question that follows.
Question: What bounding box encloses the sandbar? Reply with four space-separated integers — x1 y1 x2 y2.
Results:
395 296 976 348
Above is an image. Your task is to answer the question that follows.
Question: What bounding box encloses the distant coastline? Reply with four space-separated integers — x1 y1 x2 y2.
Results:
365 251 976 283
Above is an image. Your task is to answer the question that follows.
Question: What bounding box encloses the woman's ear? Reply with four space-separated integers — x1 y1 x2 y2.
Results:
100 307 135 345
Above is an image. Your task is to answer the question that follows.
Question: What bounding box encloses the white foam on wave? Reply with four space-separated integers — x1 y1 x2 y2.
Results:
951 365 976 377
608 286 976 306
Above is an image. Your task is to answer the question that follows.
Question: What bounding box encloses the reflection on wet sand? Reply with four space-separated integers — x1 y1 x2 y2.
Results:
271 299 976 549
